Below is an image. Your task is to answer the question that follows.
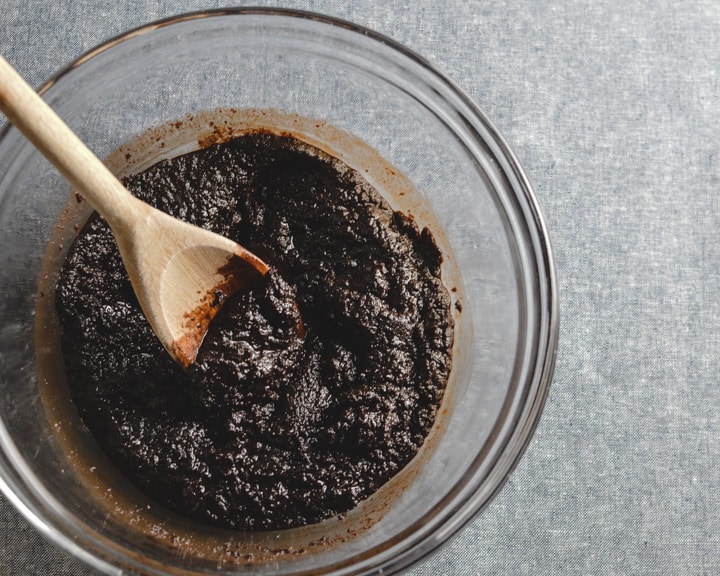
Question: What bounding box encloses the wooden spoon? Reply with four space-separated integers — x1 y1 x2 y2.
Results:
0 55 269 368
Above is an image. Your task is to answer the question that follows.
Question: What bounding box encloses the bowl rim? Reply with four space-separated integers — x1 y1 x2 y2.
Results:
0 7 559 576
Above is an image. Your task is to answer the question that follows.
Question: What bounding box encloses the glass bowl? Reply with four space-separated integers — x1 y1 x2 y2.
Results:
0 8 558 576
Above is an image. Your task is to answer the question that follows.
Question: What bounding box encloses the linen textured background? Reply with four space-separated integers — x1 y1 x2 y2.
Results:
1 1 719 574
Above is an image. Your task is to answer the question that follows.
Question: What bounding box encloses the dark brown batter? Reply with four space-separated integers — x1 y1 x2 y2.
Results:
56 132 453 531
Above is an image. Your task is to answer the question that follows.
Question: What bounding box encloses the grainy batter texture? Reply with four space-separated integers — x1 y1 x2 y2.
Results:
56 132 453 530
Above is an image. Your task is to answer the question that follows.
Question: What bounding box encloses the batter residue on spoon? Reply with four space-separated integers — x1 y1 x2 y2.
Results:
56 131 453 530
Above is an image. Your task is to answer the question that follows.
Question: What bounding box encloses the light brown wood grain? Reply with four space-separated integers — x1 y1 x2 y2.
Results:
0 55 268 367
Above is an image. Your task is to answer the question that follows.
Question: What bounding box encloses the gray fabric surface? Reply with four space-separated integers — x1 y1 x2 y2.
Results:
2 0 719 574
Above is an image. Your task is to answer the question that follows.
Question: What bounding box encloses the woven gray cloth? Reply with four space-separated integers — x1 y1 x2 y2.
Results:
2 0 719 574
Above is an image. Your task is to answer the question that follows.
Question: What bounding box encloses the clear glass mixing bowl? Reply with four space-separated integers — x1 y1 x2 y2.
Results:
0 8 558 575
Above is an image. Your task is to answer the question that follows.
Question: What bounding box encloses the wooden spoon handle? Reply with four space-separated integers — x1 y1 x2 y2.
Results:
0 55 144 229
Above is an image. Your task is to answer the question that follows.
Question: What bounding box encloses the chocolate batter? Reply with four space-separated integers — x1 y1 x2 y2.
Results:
56 132 453 530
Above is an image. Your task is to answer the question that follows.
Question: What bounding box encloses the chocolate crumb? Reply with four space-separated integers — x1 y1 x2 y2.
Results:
55 132 453 531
